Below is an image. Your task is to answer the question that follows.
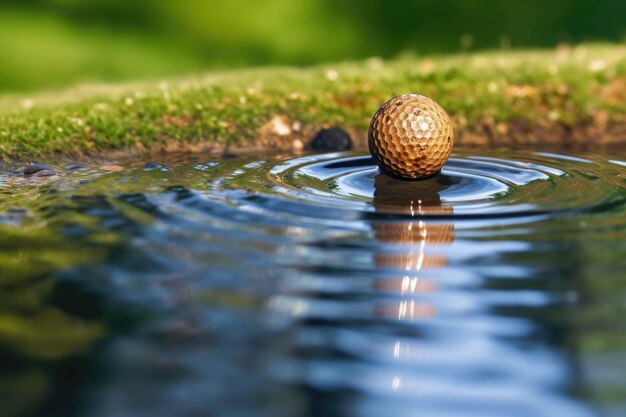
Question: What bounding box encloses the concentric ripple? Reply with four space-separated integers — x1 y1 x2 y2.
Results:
216 151 626 220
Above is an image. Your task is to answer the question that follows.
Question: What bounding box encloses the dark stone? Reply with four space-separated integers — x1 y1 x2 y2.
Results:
22 163 53 175
306 127 352 152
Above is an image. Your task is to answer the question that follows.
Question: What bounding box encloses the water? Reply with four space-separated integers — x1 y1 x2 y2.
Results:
1 149 625 417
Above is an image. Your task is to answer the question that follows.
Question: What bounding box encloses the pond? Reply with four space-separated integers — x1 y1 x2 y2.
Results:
1 149 625 417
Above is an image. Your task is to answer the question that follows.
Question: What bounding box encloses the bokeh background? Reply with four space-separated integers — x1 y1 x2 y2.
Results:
1 0 625 92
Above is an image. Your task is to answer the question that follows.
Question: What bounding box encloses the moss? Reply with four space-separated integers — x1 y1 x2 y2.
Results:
1 43 625 159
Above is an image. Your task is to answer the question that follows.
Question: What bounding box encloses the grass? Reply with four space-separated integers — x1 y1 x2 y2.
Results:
1 42 626 159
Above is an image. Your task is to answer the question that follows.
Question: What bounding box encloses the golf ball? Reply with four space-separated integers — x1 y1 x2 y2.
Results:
368 94 454 179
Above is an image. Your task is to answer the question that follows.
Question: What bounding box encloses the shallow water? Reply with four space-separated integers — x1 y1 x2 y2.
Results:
1 149 625 417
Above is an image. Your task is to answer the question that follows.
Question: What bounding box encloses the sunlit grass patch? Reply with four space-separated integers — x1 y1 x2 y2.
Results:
1 43 625 158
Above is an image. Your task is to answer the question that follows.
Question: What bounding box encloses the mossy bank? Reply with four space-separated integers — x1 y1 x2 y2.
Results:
1 43 626 160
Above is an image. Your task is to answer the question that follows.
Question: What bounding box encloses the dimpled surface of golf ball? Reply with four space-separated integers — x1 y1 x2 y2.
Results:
368 94 454 179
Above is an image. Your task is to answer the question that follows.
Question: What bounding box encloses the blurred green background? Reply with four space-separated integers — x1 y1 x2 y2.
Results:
1 0 625 93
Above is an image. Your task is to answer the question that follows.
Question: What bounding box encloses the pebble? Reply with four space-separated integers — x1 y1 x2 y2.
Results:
22 163 54 175
306 127 352 152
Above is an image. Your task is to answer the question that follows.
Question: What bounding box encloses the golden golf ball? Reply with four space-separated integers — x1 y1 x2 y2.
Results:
368 94 454 179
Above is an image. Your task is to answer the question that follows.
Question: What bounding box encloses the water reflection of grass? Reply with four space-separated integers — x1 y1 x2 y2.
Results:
0 226 106 417
0 225 107 354
1 43 625 159
0 172 149 416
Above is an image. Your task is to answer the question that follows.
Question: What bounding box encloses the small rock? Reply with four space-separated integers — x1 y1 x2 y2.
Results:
22 163 53 175
100 165 125 172
306 127 352 152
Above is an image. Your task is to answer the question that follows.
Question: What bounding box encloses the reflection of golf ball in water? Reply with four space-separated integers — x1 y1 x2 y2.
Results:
368 94 454 180
370 174 455 320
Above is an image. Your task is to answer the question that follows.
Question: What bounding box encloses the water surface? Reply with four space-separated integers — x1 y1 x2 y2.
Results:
1 150 625 417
